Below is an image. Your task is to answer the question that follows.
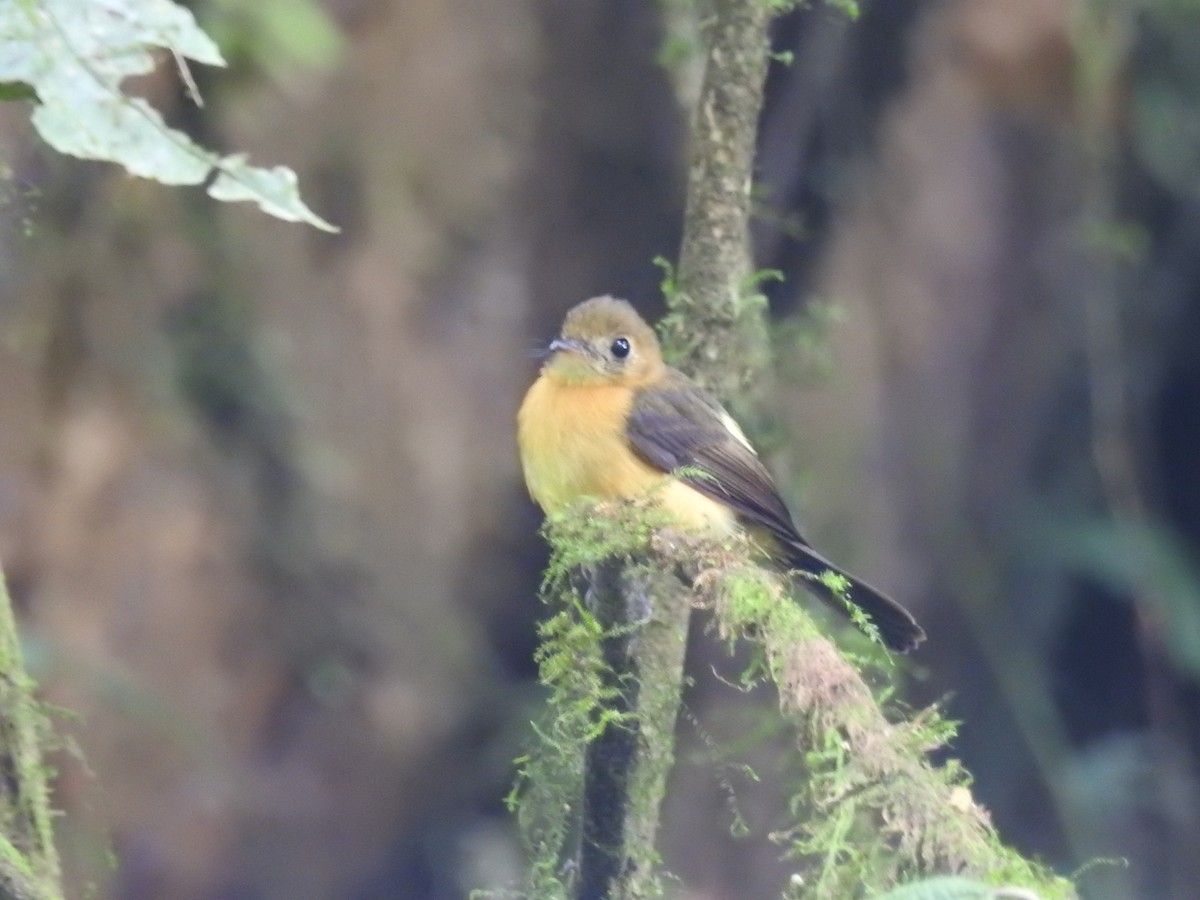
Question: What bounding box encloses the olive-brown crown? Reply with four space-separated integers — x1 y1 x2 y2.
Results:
545 296 664 385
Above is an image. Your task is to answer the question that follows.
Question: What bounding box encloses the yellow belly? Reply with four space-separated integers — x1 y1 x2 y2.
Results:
517 375 736 533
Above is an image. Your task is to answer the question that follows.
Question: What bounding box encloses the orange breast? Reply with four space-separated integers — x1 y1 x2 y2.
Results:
516 375 737 533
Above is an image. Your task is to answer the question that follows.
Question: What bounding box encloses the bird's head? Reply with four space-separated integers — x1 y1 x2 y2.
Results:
542 296 664 386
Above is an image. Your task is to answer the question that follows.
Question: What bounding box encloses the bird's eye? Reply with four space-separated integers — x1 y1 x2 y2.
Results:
610 337 631 359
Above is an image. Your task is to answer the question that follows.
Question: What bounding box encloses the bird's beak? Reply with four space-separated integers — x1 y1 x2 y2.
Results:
548 337 589 356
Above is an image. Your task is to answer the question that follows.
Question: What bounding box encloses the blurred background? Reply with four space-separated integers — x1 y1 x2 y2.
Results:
2 0 1199 897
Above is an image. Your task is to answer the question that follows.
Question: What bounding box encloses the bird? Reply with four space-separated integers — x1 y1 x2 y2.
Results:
517 296 925 652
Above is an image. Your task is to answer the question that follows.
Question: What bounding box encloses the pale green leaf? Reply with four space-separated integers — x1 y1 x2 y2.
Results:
875 877 1028 900
209 154 337 232
104 0 226 66
32 76 214 183
0 0 334 230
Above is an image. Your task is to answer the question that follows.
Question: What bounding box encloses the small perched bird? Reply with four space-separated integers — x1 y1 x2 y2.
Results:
517 296 925 652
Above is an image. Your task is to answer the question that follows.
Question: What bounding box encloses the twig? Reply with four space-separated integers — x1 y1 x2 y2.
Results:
172 48 205 108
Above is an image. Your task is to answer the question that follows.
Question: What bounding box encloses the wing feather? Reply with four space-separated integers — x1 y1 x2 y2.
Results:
626 369 806 547
626 368 926 652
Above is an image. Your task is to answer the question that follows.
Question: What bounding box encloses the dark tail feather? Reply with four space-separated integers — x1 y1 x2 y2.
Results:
785 542 925 652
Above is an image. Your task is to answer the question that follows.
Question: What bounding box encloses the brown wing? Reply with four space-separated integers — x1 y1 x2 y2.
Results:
626 368 925 652
625 368 807 546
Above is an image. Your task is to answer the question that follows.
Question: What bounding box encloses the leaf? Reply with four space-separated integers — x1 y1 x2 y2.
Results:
111 0 226 66
208 154 337 232
0 0 335 230
32 78 215 184
875 876 1032 900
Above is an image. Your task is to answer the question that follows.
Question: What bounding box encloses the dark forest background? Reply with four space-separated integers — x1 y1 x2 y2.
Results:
2 0 1199 897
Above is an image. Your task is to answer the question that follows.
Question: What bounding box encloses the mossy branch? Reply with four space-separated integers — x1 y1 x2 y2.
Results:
555 2 779 895
695 553 1075 898
531 503 1075 898
0 571 63 900
502 500 687 900
661 0 774 404
510 3 783 897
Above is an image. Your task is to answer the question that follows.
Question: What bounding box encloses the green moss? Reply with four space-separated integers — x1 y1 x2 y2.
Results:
541 498 673 586
493 500 679 899
0 568 63 900
503 593 609 900
702 553 1075 899
491 487 1079 899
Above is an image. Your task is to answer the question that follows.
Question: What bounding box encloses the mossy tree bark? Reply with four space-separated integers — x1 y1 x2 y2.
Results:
571 2 776 898
574 562 690 900
663 0 774 402
0 571 63 900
